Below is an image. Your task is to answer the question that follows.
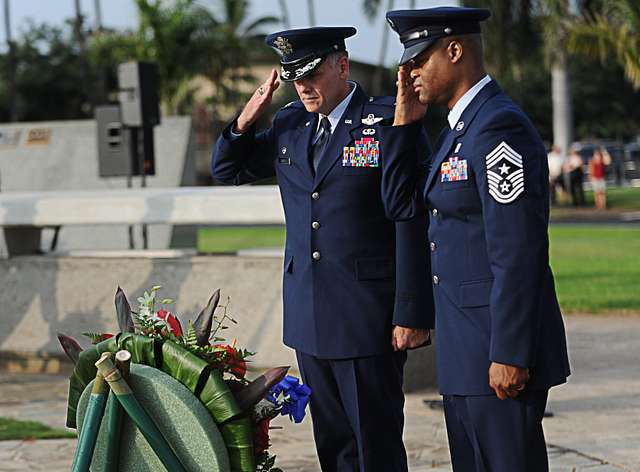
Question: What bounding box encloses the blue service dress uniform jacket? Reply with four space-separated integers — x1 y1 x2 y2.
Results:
212 84 434 360
380 80 570 395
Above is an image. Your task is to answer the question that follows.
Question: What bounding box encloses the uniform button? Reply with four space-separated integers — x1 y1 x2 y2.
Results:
430 242 437 252
432 275 440 285
432 208 439 217
312 251 321 261
312 221 320 230
311 192 320 200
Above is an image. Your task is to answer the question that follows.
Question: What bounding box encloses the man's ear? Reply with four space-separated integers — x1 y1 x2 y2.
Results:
339 55 350 79
447 40 463 64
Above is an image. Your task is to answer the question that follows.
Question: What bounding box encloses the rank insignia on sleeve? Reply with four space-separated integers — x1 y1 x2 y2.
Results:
441 157 468 182
343 137 379 167
485 141 524 204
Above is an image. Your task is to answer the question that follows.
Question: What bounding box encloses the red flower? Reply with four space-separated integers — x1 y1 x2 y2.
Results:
213 344 247 379
254 418 271 455
155 309 183 337
90 333 114 344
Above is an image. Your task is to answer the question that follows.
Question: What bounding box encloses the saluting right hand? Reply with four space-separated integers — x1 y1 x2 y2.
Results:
392 64 427 126
235 69 281 134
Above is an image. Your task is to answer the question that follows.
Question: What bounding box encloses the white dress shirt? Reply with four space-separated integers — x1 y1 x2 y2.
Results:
312 81 357 144
447 75 492 130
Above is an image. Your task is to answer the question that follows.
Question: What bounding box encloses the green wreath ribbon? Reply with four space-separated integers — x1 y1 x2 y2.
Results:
66 333 255 472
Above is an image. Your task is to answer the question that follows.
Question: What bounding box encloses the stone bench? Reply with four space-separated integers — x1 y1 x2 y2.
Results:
0 186 285 256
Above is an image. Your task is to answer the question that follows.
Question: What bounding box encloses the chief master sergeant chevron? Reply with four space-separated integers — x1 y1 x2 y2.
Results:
379 7 571 471
211 27 435 472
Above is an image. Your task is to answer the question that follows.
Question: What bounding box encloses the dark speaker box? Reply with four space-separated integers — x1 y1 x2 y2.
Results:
117 62 161 128
96 105 156 177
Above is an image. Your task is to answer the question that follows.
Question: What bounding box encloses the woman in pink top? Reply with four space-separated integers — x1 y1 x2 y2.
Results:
590 148 607 210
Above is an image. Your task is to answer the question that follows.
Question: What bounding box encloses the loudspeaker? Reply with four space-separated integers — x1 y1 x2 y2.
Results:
96 105 132 177
117 62 161 127
96 105 156 177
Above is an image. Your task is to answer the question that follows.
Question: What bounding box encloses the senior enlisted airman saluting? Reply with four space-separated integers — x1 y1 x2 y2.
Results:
212 27 434 472
379 7 571 471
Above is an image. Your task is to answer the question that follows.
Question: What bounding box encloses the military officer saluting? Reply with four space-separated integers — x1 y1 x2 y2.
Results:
212 27 434 472
379 7 571 471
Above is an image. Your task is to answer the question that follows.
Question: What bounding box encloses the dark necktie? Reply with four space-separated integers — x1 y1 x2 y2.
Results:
311 116 331 173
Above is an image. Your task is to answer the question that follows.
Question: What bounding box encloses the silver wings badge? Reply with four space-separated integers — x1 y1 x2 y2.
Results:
361 113 383 125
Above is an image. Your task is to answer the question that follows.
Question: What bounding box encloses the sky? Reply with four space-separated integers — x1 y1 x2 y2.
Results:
1 0 458 67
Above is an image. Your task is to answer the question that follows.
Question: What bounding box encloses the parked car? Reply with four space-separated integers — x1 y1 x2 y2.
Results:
623 142 640 185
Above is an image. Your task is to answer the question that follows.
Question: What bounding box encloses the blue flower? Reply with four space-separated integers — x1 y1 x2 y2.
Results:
267 375 312 423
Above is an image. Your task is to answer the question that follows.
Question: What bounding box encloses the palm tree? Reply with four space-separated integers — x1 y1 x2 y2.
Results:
133 0 218 113
568 0 640 89
307 0 316 26
87 0 277 114
4 0 17 121
206 0 278 111
94 0 103 31
278 0 290 28
538 0 574 155
464 0 537 87
362 0 395 95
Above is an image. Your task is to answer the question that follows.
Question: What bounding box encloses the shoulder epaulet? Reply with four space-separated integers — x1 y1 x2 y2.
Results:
281 100 304 110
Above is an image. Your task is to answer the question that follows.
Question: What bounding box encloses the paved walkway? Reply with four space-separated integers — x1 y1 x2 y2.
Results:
0 314 638 471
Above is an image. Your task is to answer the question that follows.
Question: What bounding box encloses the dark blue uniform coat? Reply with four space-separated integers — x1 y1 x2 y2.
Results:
212 84 434 359
212 83 434 472
380 80 570 394
380 79 571 471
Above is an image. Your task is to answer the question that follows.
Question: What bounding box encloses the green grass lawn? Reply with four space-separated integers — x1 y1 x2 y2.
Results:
552 186 640 211
0 417 76 441
197 225 285 253
603 186 640 210
549 225 640 314
198 224 640 314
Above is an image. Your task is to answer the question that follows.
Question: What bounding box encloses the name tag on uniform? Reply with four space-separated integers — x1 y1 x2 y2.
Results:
278 157 291 165
441 156 468 182
343 137 379 167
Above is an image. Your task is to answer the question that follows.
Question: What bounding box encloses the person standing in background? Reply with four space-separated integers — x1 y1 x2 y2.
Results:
567 147 585 206
547 144 565 204
590 147 608 210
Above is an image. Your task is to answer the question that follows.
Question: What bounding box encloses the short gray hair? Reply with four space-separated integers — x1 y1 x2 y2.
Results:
326 50 348 66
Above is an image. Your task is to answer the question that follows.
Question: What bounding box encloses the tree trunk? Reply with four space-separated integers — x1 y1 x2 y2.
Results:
372 0 395 95
278 0 290 28
73 0 93 110
94 0 103 31
307 0 316 26
551 49 573 155
4 0 17 121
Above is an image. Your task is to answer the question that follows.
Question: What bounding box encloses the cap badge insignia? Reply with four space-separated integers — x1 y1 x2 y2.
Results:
274 36 293 54
361 114 383 125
